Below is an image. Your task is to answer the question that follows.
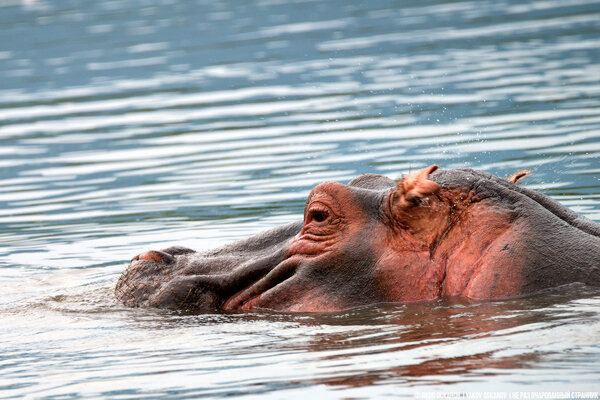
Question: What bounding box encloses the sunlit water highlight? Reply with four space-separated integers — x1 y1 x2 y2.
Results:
1 0 600 397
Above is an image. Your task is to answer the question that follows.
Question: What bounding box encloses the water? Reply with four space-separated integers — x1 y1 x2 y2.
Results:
1 0 600 397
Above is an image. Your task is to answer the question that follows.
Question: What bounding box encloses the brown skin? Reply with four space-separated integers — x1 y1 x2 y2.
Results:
115 166 600 312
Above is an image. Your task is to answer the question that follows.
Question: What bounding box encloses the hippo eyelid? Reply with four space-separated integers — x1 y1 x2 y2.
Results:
306 202 331 221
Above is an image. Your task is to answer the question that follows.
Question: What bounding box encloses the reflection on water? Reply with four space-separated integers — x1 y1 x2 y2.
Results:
1 0 600 397
3 285 599 397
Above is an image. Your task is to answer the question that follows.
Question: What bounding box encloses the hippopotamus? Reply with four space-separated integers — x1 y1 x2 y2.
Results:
115 166 600 312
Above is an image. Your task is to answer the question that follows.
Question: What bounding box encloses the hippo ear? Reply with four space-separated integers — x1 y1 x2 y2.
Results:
394 165 440 208
507 170 531 184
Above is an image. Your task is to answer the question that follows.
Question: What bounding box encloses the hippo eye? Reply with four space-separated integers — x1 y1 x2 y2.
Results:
307 207 330 224
312 210 329 223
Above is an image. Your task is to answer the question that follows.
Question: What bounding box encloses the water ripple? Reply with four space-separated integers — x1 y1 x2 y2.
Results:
1 0 600 397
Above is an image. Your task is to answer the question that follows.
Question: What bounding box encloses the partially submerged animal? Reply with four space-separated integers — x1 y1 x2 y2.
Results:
116 166 600 312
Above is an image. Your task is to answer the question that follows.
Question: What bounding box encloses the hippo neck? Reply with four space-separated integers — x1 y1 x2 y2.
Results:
510 184 600 238
431 181 600 299
432 168 600 238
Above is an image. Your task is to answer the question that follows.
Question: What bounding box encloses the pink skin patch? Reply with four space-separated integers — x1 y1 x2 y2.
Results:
376 166 526 301
134 250 171 263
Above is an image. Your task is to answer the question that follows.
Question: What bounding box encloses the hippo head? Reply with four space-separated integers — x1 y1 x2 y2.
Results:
115 165 600 312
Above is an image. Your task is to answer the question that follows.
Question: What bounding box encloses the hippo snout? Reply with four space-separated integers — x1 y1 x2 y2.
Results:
117 247 224 311
117 241 297 311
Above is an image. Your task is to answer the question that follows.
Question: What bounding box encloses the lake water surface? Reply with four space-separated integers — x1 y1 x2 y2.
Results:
1 0 600 398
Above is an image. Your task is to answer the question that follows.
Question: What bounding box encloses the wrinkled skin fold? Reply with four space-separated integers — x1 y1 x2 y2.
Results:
115 167 600 312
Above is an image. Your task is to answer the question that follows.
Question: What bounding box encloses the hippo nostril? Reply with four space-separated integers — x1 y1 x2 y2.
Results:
135 250 175 264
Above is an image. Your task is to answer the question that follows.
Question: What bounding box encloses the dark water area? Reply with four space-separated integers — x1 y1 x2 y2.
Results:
1 0 600 398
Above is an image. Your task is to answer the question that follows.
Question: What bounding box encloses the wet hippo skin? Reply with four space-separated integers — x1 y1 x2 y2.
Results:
115 166 600 312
